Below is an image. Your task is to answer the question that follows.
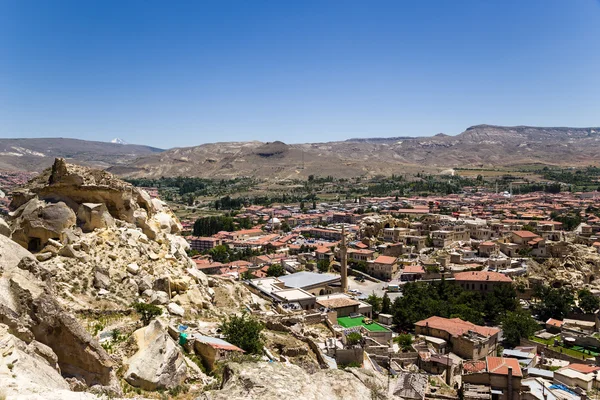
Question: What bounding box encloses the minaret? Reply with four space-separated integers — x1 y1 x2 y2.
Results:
340 225 348 292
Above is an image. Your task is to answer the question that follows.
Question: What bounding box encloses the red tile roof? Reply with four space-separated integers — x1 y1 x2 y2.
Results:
486 357 523 377
403 265 425 274
512 230 540 239
546 318 564 328
454 271 512 283
463 360 487 374
415 316 500 338
374 255 397 265
566 364 600 374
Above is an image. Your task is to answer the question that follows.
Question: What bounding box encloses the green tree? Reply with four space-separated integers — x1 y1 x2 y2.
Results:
208 245 230 263
346 332 362 346
501 309 540 348
531 284 575 321
132 302 163 326
317 259 330 273
381 292 391 314
366 293 382 315
241 270 255 280
578 289 600 314
267 264 284 277
394 333 413 351
220 313 264 354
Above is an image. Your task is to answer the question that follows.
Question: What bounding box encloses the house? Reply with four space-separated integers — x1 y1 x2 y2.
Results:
401 265 425 282
545 318 564 333
415 316 500 360
454 271 512 293
367 255 398 280
554 366 594 391
479 241 498 257
316 293 372 318
187 236 223 252
462 357 522 400
192 335 244 371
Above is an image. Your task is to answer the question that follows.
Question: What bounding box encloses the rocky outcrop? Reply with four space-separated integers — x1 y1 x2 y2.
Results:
201 362 388 400
10 198 76 250
9 158 181 250
359 215 409 240
0 234 119 395
125 319 187 390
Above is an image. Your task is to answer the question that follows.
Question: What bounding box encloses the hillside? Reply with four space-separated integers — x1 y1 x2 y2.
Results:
109 125 600 179
0 138 163 172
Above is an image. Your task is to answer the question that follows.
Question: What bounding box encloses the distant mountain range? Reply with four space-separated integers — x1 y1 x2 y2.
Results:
2 125 600 178
0 138 163 172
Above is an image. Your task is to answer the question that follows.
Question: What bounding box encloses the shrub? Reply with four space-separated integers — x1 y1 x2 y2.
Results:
346 332 362 346
132 302 163 325
220 313 264 354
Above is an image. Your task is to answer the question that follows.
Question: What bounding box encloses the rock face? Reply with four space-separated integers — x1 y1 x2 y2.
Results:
125 319 187 390
0 234 119 396
9 158 182 249
359 215 409 240
0 215 10 237
201 362 388 400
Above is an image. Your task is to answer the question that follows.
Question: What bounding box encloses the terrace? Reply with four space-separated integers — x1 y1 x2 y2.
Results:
337 315 389 333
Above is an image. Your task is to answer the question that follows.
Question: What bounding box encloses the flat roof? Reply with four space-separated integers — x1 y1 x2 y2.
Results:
273 288 314 302
337 316 389 333
278 271 340 289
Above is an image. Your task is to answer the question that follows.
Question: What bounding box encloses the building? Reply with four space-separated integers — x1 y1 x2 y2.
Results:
316 293 372 318
401 265 425 282
415 316 500 360
188 236 223 252
454 271 512 293
368 255 398 280
278 271 341 296
462 357 522 400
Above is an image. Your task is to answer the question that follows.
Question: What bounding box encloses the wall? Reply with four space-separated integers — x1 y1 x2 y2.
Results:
335 347 364 366
520 338 596 365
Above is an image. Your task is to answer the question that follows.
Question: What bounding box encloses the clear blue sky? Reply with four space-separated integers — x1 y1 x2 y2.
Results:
2 0 600 149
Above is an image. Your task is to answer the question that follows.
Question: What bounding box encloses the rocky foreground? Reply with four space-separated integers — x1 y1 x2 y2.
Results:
0 158 390 399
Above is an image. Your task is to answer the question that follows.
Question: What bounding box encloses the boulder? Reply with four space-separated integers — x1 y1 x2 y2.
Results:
126 262 140 275
167 302 185 317
150 290 169 305
77 203 115 232
10 198 76 251
125 320 187 390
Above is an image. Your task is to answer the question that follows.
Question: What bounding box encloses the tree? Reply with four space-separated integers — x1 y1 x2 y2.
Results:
578 289 600 314
220 313 264 354
209 245 230 263
317 259 330 273
267 264 284 277
312 200 317 209
381 292 391 314
241 270 255 280
394 333 413 351
531 284 575 321
133 302 163 325
501 309 540 348
346 332 362 346
366 293 382 315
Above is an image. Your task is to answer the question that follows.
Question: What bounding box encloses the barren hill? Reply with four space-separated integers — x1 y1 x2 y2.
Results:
0 138 163 172
109 125 600 179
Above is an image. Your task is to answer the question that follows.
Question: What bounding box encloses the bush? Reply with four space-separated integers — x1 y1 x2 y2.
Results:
132 302 163 325
220 313 264 354
395 333 413 351
346 332 362 346
266 264 284 277
317 259 330 273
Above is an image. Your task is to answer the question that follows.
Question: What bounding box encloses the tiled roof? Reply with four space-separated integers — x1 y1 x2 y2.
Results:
463 360 486 374
566 363 600 374
486 357 523 377
403 265 425 274
415 316 500 338
546 318 563 327
454 271 512 283
374 255 397 265
512 230 540 238
317 297 360 309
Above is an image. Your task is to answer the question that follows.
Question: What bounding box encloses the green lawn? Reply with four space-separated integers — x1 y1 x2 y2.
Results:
531 337 594 359
337 316 389 333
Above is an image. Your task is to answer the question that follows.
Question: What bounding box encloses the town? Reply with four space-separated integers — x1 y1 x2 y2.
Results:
173 187 600 400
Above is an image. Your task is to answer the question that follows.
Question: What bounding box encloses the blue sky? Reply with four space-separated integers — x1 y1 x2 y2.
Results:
1 0 600 149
